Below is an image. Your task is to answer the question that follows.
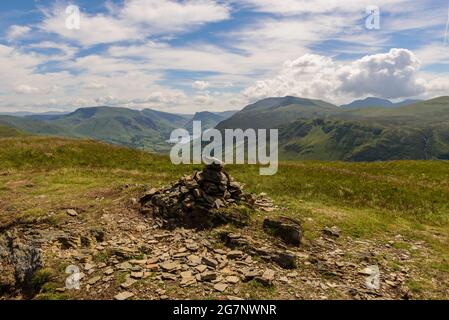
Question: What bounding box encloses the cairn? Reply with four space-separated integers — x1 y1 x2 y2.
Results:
139 162 255 229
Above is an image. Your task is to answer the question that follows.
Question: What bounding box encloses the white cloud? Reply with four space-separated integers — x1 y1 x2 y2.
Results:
7 25 31 41
339 48 425 98
83 82 107 89
14 84 40 94
244 48 427 103
40 6 141 46
236 0 408 15
192 80 210 90
40 0 230 46
121 0 230 33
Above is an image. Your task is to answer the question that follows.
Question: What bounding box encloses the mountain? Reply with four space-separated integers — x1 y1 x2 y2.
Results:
279 118 449 161
0 106 238 153
184 111 229 133
394 99 422 107
217 96 449 161
213 110 239 118
216 96 339 130
340 97 422 109
341 97 395 109
0 111 68 118
335 96 449 125
0 115 71 136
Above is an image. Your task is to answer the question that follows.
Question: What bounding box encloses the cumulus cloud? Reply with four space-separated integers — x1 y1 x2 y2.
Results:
7 25 31 41
40 0 230 46
338 49 425 98
243 48 427 102
192 80 210 90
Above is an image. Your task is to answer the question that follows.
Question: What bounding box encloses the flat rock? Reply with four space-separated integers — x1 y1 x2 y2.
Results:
202 256 218 268
161 273 178 281
160 261 179 272
67 209 78 217
227 250 243 259
200 271 217 282
104 268 114 275
131 271 144 279
322 226 341 238
121 278 137 289
114 291 134 300
226 276 240 284
214 283 228 292
87 276 101 285
195 265 208 273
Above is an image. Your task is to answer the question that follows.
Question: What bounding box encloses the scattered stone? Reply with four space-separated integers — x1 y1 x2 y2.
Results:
117 261 132 270
202 256 218 268
322 226 341 238
87 276 101 285
84 263 95 271
195 265 208 273
187 255 202 266
114 291 134 300
214 283 228 292
256 269 275 286
243 270 260 282
225 276 240 284
103 268 114 276
180 271 193 279
186 243 199 251
161 273 178 281
227 250 243 259
66 209 78 217
200 271 217 282
131 271 144 279
160 261 178 272
120 278 137 289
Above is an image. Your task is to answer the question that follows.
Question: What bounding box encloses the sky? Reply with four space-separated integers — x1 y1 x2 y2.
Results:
1 0 449 114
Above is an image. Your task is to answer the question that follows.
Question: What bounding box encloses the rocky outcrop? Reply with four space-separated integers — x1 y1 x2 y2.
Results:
0 230 42 296
263 217 302 246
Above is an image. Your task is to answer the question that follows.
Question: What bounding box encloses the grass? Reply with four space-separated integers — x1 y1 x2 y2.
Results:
1 135 449 298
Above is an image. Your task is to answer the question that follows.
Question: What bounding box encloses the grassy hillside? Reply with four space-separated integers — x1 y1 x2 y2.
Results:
217 96 449 161
0 124 26 137
336 96 449 125
279 118 449 161
216 96 339 130
0 115 71 136
0 135 448 298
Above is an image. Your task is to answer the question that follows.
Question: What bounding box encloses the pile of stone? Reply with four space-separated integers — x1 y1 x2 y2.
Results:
139 162 254 229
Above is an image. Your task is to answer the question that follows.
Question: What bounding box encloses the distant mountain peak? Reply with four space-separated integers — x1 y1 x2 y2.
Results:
341 97 422 109
340 97 394 109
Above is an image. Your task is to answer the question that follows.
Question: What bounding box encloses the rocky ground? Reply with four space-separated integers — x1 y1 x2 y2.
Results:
0 164 434 300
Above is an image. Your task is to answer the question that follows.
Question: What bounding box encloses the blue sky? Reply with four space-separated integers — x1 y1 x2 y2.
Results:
1 0 449 113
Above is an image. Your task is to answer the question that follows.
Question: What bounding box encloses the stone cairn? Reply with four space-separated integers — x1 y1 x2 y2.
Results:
139 162 255 229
